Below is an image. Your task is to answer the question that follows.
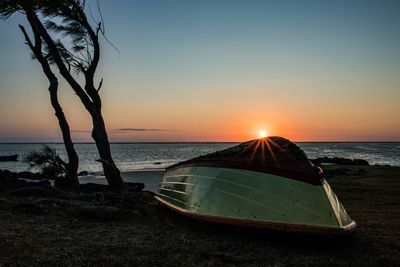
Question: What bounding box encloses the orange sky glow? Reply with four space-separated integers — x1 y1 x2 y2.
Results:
0 1 399 142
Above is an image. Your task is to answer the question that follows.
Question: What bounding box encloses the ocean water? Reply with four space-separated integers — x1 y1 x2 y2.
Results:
0 142 399 173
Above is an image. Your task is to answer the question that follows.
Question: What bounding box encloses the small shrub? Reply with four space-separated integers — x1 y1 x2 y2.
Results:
24 145 67 177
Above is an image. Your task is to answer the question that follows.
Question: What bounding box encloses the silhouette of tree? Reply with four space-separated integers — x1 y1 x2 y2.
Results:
0 0 125 192
1 0 79 189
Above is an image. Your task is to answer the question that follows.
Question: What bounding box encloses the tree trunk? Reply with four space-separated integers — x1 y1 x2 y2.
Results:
24 5 125 192
48 79 80 189
90 109 125 192
18 24 80 190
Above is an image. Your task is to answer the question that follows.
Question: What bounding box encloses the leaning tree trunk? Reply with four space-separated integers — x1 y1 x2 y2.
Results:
90 108 125 192
24 4 125 192
19 24 80 189
49 79 80 189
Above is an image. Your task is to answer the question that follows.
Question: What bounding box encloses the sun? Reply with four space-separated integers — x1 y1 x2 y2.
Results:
259 131 267 138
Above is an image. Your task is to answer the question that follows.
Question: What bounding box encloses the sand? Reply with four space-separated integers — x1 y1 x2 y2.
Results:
78 170 164 192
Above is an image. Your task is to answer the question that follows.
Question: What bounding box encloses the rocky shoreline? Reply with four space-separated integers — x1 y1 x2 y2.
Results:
0 169 145 203
310 157 370 166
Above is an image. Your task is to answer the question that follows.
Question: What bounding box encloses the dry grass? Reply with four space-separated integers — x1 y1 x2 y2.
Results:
0 165 399 266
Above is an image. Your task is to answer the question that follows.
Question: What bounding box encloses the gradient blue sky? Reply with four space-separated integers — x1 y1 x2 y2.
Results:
0 0 399 142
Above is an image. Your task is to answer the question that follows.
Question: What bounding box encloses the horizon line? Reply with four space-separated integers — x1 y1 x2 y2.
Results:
1 140 400 144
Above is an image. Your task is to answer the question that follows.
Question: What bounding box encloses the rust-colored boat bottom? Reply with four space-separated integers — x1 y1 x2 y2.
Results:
155 196 357 234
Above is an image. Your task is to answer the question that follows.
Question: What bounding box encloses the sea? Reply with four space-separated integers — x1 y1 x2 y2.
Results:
1 142 399 173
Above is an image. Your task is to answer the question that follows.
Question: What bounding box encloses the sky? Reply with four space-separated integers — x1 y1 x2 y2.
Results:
0 0 399 142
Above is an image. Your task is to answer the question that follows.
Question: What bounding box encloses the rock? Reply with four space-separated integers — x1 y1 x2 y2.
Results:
54 177 79 191
154 162 162 165
126 182 145 192
80 182 144 194
374 164 391 167
32 180 51 187
352 159 369 166
17 171 37 179
1 169 54 190
311 157 369 166
78 171 88 176
18 179 28 186
0 169 18 185
17 171 55 180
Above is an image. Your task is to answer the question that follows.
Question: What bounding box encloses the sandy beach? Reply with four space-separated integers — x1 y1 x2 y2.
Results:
78 170 164 193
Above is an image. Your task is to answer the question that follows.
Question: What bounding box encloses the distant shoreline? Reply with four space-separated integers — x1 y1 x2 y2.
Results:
1 141 400 144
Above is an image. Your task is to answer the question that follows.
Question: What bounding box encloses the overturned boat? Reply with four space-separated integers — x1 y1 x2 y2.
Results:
155 137 356 233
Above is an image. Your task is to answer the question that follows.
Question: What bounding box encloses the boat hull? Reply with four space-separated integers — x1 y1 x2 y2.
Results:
156 166 356 233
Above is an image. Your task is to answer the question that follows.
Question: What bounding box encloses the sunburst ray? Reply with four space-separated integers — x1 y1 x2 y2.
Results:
265 138 281 168
247 139 261 166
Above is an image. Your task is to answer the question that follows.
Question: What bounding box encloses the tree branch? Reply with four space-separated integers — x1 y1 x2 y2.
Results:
97 78 103 92
24 6 95 111
19 24 57 85
70 0 100 77
18 25 35 52
96 22 101 36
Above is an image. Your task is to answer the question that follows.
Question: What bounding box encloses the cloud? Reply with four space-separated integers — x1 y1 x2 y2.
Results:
113 128 180 133
72 128 181 134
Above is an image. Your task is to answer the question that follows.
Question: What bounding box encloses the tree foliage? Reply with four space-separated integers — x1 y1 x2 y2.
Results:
1 0 104 74
1 0 125 191
24 145 68 177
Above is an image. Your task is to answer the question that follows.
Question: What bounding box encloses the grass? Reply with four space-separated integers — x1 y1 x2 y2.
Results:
0 165 399 266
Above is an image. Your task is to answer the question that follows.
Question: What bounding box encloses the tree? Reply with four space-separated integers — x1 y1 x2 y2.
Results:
1 0 80 189
24 145 73 178
0 0 125 191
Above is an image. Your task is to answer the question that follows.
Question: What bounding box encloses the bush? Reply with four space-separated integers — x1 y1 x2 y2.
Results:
24 145 67 177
